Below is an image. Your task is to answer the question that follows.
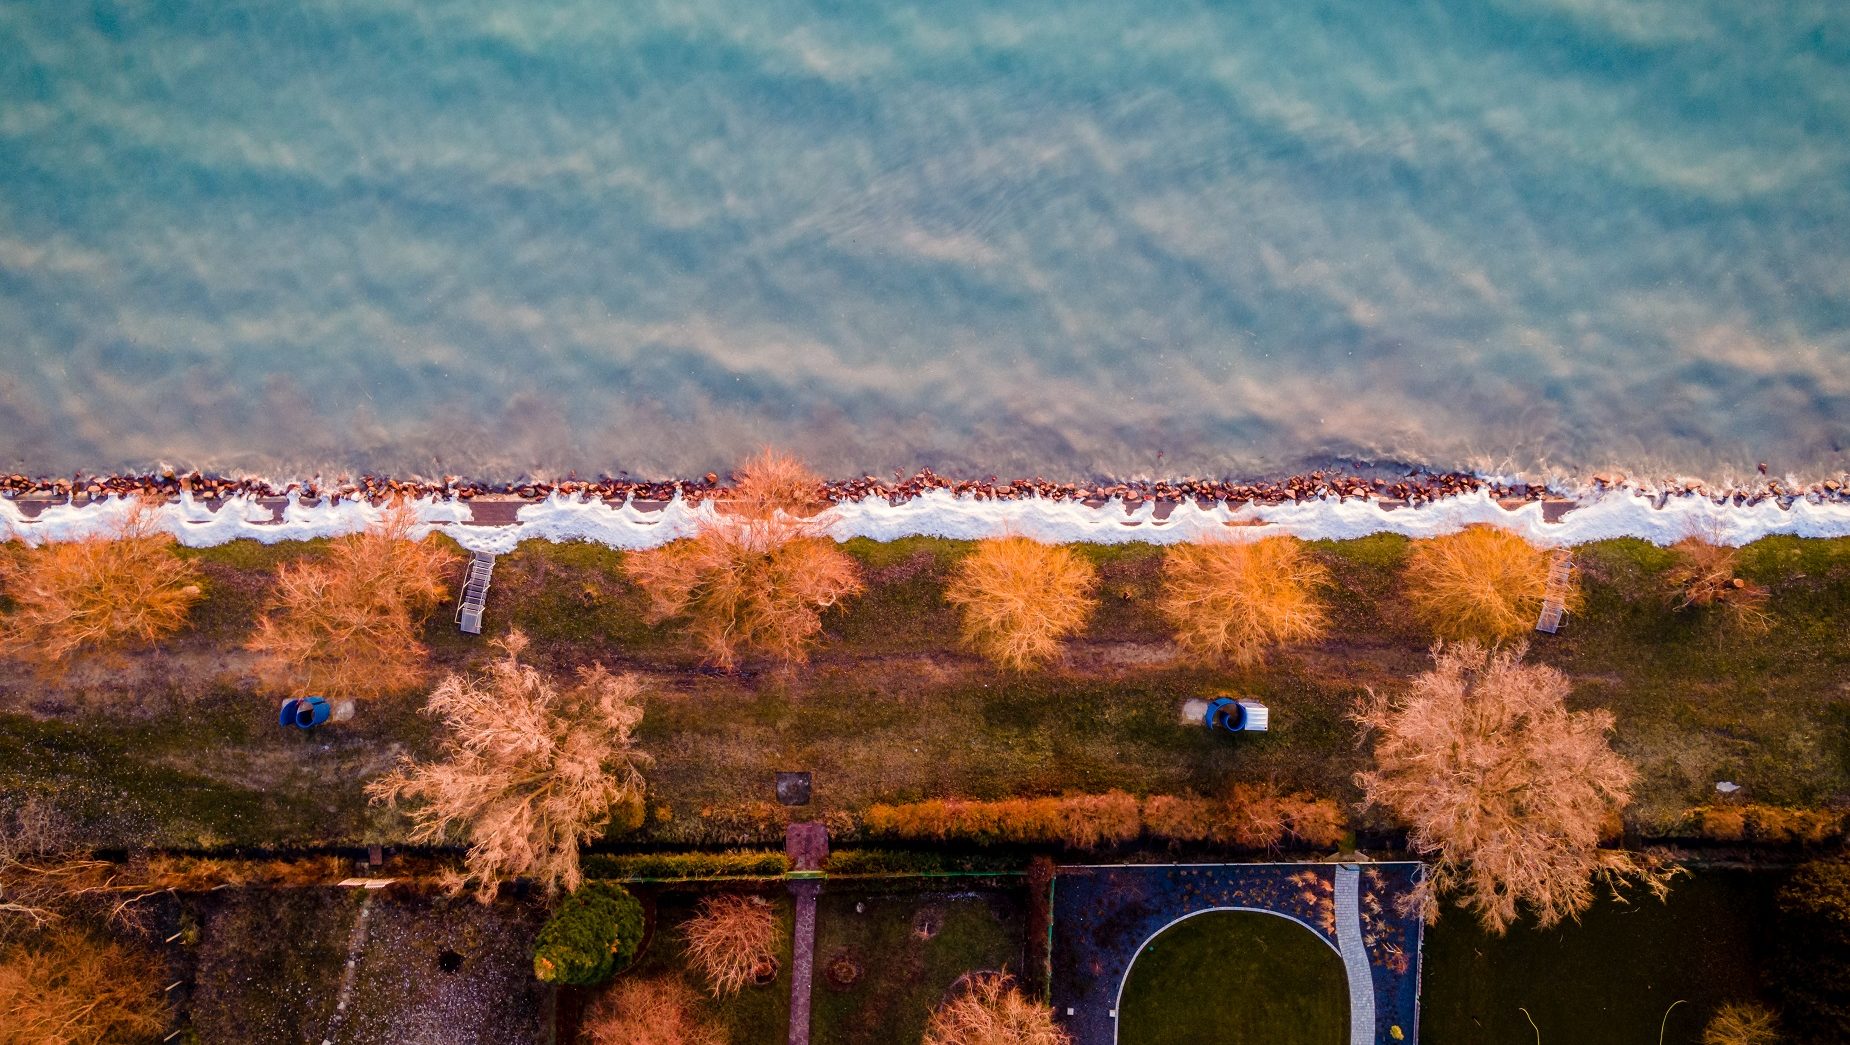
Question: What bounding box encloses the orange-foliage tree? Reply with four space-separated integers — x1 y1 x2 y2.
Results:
247 502 459 698
366 631 649 901
681 894 781 998
1159 536 1329 667
923 972 1070 1045
625 451 861 670
1354 643 1674 932
0 500 201 669
944 536 1097 670
1664 538 1772 633
583 975 725 1045
0 929 166 1045
1402 526 1576 642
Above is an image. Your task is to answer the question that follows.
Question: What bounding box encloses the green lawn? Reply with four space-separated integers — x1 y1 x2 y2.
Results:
1421 868 1781 1045
2 535 1847 849
1117 910 1348 1045
812 887 1024 1045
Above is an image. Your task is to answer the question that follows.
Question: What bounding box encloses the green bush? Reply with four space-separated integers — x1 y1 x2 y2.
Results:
1777 858 1850 1041
581 850 790 880
823 849 1022 875
532 882 645 985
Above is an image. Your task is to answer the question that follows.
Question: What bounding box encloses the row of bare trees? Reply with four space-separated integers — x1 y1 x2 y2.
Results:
0 452 1776 682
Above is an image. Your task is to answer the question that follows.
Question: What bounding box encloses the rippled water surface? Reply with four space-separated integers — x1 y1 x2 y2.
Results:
2 1 1846 481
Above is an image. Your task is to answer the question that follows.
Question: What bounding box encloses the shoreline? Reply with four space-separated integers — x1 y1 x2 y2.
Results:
5 477 1850 552
3 464 1846 510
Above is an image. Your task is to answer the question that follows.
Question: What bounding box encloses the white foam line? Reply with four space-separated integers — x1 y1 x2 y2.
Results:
4 487 1850 551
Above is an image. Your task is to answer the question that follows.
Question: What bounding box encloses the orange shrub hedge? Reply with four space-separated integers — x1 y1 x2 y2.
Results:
863 792 1141 848
1689 805 1842 844
864 788 1345 851
1142 787 1347 850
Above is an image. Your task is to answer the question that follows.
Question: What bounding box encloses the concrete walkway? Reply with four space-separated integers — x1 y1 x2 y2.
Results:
786 879 820 1045
1333 865 1377 1045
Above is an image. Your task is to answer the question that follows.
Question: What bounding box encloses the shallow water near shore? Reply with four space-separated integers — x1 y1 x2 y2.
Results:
2 2 1847 482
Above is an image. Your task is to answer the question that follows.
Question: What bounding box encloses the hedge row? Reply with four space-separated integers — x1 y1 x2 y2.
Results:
1686 804 1844 844
823 849 1026 875
864 788 1347 851
582 850 791 880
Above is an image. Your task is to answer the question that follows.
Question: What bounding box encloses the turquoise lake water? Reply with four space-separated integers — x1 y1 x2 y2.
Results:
1 1 1846 481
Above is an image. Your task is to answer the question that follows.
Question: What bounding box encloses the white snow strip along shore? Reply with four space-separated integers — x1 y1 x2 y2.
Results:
4 487 1850 553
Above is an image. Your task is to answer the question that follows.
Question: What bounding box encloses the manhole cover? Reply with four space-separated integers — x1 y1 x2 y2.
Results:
775 771 812 806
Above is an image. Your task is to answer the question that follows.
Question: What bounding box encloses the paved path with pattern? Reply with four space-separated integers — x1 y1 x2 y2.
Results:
1334 865 1378 1045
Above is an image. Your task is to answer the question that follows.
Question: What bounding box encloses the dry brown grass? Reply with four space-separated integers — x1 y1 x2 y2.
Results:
0 499 202 670
944 536 1097 670
681 894 780 998
626 451 861 670
1702 1002 1780 1045
1158 536 1329 667
1354 642 1676 933
0 929 166 1045
1664 538 1773 633
923 972 1070 1045
1403 526 1576 642
247 502 459 698
583 975 726 1045
366 631 649 901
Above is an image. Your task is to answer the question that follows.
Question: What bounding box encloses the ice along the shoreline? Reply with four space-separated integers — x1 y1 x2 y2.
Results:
5 484 1850 553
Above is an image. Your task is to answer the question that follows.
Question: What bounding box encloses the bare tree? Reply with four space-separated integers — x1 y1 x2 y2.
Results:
0 498 202 670
0 928 166 1045
682 894 780 998
945 536 1097 670
1702 1002 1780 1045
1353 642 1676 932
1159 536 1329 667
923 973 1070 1045
1403 526 1577 642
247 501 459 699
583 975 725 1045
1664 537 1772 633
626 451 861 670
366 631 649 901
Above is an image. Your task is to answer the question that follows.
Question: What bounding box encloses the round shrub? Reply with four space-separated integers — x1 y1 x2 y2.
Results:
533 882 646 985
